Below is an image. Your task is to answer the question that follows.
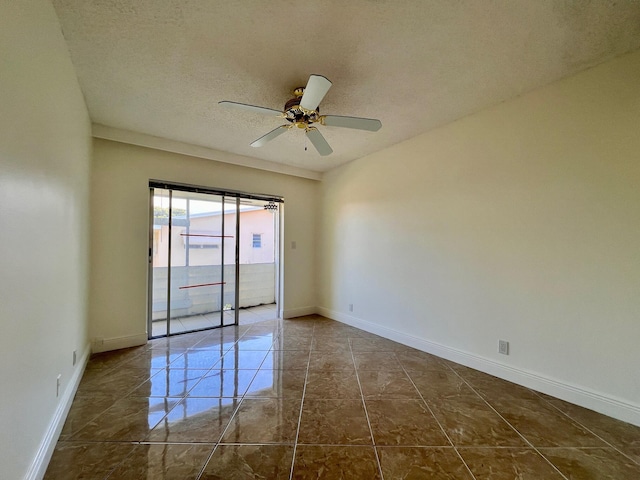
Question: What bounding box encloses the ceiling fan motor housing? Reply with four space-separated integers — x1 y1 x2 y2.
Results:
284 94 319 127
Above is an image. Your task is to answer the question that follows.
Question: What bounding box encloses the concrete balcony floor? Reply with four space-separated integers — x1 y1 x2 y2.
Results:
152 303 277 337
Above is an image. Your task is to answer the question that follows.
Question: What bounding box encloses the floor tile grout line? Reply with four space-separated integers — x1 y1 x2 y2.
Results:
529 390 640 467
101 444 141 480
287 324 314 480
397 359 478 480
444 364 570 480
349 339 385 480
192 321 279 480
194 362 264 478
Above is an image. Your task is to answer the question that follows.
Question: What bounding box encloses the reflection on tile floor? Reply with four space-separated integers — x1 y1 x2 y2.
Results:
46 315 640 479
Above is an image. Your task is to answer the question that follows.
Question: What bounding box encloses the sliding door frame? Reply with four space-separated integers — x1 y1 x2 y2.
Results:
147 180 283 339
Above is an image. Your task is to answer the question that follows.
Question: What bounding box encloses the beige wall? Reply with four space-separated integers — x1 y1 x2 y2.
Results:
90 139 318 348
0 1 92 478
319 50 640 425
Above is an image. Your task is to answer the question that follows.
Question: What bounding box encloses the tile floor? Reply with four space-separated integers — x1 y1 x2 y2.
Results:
46 315 640 479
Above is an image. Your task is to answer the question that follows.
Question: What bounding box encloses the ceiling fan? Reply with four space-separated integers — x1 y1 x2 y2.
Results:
219 75 382 156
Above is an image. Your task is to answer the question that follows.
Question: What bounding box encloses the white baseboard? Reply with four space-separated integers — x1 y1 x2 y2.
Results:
91 333 148 353
318 307 640 427
25 343 91 480
282 306 318 319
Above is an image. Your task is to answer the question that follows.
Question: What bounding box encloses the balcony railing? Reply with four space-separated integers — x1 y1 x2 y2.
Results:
151 263 275 321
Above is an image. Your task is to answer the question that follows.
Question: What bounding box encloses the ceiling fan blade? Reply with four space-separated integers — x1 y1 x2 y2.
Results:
322 115 382 132
250 125 289 147
300 75 332 111
305 127 333 156
219 101 282 116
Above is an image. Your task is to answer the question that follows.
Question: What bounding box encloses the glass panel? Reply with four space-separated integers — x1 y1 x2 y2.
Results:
238 199 277 321
150 188 170 338
169 191 225 334
223 197 238 326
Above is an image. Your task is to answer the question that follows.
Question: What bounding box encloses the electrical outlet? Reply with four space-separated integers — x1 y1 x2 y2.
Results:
348 303 354 312
72 350 77 366
56 374 62 397
498 340 509 355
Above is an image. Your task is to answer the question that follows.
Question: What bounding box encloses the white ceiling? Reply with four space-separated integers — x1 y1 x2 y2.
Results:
52 1 640 174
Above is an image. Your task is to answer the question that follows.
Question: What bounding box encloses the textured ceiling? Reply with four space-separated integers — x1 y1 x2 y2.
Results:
52 0 640 173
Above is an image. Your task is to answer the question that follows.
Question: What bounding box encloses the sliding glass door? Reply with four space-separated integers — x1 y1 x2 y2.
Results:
148 182 281 338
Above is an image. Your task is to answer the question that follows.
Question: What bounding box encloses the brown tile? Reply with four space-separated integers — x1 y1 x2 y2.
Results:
350 330 386 340
189 331 242 349
459 448 565 479
200 444 294 479
489 398 606 447
187 369 257 398
428 391 527 447
233 334 277 350
59 394 119 440
246 369 306 398
353 351 403 371
281 319 315 333
272 335 313 351
540 447 640 479
106 444 213 479
281 322 314 337
76 367 161 396
244 325 281 337
445 362 476 376
169 348 225 369
625 447 640 465
350 337 404 352
542 396 640 454
298 399 372 445
74 365 114 386
118 348 187 369
267 350 310 369
221 398 301 444
377 446 472 479
146 397 239 442
71 396 180 442
86 346 148 370
366 399 449 446
313 324 361 337
462 371 541 404
44 442 135 479
218 349 269 369
312 335 352 351
130 368 208 397
358 370 421 399
304 370 362 399
395 350 449 372
293 445 381 479
408 369 469 400
308 350 355 371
